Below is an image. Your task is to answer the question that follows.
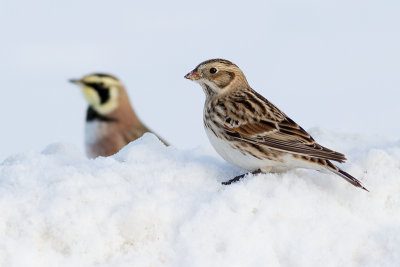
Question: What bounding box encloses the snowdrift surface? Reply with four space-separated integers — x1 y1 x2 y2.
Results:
0 132 399 267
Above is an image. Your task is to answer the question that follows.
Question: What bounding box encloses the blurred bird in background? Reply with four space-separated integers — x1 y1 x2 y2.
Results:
70 73 168 158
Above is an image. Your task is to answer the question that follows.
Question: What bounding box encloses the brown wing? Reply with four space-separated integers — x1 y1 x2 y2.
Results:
222 91 346 162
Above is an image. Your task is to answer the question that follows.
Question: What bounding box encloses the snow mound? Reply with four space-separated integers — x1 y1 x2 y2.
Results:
0 132 399 267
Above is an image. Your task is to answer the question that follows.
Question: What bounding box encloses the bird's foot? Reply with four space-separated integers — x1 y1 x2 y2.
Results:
222 169 263 185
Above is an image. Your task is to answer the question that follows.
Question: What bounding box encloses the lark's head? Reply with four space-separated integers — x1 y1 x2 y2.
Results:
69 73 124 115
185 59 248 97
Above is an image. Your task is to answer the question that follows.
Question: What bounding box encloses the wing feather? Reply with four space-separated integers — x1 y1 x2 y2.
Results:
221 90 346 162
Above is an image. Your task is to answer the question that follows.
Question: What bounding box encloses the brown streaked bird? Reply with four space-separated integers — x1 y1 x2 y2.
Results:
70 73 167 158
185 59 368 191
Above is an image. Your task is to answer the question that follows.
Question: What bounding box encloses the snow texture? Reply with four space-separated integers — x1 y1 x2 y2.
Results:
0 132 399 267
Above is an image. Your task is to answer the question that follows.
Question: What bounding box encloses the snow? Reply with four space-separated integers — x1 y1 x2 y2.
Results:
1 132 399 267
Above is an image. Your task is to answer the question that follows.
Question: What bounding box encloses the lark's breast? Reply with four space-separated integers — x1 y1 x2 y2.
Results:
84 121 123 158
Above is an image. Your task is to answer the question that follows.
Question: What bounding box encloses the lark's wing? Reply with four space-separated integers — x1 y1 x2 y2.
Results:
220 89 346 163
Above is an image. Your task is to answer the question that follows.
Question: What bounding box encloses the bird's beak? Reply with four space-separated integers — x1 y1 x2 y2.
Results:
184 70 200 81
69 79 81 85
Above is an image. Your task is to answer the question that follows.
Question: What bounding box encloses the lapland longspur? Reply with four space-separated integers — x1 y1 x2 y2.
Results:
70 73 167 158
185 59 367 191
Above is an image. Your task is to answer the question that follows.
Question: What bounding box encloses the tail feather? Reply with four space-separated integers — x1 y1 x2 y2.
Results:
330 166 369 192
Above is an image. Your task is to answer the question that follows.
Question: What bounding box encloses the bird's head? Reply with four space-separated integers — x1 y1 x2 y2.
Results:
69 73 123 115
185 59 248 97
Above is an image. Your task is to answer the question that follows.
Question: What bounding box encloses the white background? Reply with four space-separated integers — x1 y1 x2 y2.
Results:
1 0 399 160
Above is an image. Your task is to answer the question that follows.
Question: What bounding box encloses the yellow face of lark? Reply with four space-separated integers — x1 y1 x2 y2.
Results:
70 73 122 115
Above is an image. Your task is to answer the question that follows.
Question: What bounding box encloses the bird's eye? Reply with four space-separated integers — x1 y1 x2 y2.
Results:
210 68 217 74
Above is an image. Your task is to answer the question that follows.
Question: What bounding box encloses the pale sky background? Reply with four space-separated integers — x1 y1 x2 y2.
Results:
1 0 399 160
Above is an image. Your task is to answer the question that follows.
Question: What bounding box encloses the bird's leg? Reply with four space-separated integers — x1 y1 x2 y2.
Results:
222 169 263 185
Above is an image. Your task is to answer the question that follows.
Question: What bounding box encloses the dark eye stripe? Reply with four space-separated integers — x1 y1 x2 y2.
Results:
84 82 110 104
86 107 118 122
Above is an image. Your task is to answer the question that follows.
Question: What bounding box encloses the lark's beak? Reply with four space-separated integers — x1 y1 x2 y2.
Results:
69 79 81 84
184 70 200 81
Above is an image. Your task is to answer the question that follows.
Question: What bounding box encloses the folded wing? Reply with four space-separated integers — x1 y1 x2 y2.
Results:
222 91 346 163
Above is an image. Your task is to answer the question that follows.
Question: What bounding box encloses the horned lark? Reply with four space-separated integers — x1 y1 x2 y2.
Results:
185 59 368 191
70 73 167 158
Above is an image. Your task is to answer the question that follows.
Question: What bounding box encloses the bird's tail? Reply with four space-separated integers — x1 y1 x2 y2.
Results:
326 162 369 192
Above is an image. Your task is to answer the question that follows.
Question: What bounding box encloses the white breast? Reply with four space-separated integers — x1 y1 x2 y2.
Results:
84 121 112 157
204 125 277 171
85 121 108 144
